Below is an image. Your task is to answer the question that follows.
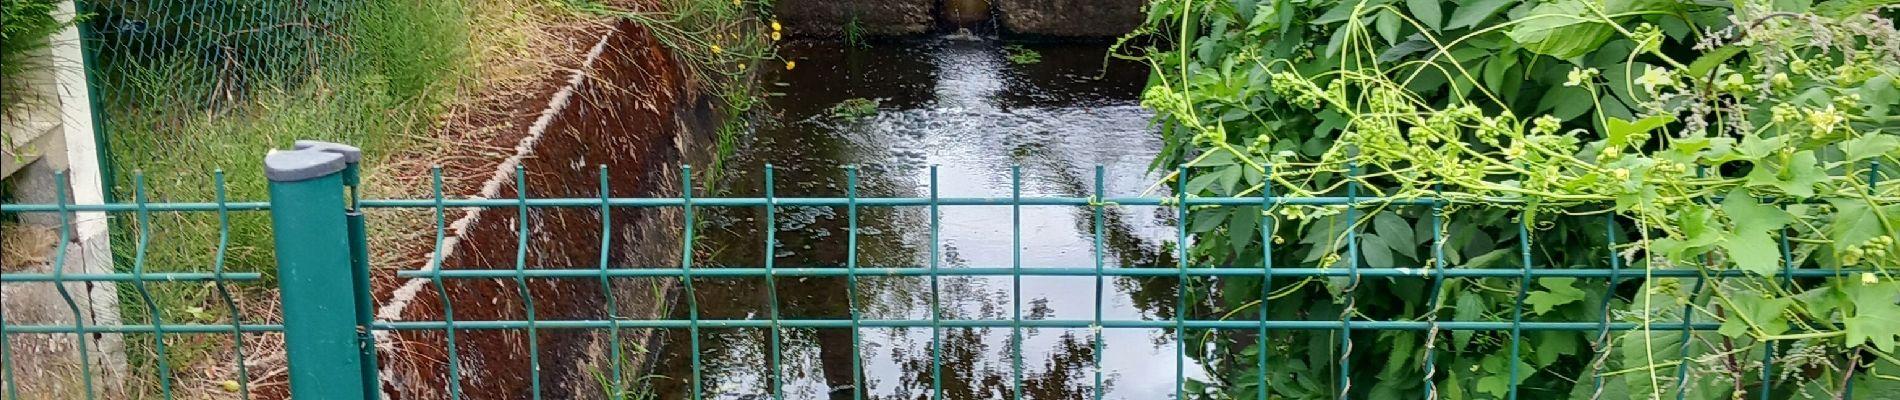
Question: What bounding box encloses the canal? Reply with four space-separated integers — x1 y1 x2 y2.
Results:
649 38 1201 399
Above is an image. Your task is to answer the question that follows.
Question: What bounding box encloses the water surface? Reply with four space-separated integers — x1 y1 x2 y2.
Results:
650 39 1201 399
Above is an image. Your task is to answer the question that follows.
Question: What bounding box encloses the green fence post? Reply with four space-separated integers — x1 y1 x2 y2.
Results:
295 140 380 399
265 145 370 400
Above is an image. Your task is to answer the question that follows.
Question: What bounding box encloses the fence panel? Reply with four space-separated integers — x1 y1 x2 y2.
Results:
1 140 1883 399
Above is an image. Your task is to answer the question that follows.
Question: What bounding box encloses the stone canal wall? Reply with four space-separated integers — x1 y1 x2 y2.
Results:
774 0 1147 39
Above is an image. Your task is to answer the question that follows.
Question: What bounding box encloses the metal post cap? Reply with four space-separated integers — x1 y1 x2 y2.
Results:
292 140 363 164
265 148 348 182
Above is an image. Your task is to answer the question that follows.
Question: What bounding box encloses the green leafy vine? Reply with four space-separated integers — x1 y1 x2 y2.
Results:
1123 0 1900 398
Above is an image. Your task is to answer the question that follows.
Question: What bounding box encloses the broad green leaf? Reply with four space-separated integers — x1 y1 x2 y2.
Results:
1724 190 1792 233
1445 369 1469 400
1720 190 1793 276
1657 14 1690 39
1843 281 1900 352
1532 331 1579 367
1476 376 1509 397
1218 165 1244 195
1465 247 1516 267
1376 9 1402 43
1537 86 1593 120
1247 0 1275 28
1192 150 1237 166
1744 150 1826 198
1363 233 1398 267
1842 134 1900 162
1231 206 1259 256
1861 74 1896 116
1191 208 1231 233
1525 277 1586 315
1607 115 1674 147
1314 0 1375 25
1734 131 1793 160
1378 331 1418 379
1677 204 1720 249
1186 170 1222 194
1324 24 1351 58
1506 0 1617 59
1827 200 1896 251
1407 0 1443 30
1454 292 1484 349
1483 56 1510 90
1798 286 1851 321
1378 39 1438 62
1447 0 1513 29
1374 212 1417 258
1717 293 1793 338
1686 45 1743 79
1475 354 1534 397
1723 230 1784 276
1617 326 1682 396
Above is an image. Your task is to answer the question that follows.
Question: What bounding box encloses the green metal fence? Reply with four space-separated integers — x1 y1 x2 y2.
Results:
0 140 1877 399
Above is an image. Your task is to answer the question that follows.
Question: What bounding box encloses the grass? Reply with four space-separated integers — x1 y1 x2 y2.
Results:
90 0 772 395
844 15 868 48
89 0 575 395
558 0 778 188
0 0 65 114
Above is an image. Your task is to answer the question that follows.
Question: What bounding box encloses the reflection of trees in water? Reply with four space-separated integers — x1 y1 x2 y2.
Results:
889 329 1103 400
649 137 1181 398
1003 140 1179 322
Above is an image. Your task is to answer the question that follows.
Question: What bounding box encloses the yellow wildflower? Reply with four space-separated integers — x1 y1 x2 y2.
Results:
1636 66 1671 92
772 31 782 41
1806 104 1844 133
785 60 797 70
772 20 782 32
711 45 723 54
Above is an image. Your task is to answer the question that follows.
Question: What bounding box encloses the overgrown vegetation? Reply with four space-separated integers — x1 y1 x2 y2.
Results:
828 97 881 120
559 0 781 187
1005 44 1043 65
84 1 615 395
0 0 66 113
844 15 869 48
1125 0 1900 398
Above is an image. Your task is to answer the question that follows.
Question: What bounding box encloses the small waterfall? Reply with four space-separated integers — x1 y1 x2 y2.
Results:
940 0 995 40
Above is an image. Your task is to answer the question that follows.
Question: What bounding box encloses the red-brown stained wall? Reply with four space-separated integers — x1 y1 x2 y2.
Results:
374 20 716 399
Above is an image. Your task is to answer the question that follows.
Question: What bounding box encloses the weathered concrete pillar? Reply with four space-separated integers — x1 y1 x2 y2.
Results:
996 0 1147 38
1 0 125 396
773 0 934 38
0 198 125 396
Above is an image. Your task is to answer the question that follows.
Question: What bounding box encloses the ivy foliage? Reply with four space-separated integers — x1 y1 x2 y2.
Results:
1122 0 1900 398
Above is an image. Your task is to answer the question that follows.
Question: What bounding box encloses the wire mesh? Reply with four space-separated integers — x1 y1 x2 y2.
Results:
1 161 1887 399
83 0 350 113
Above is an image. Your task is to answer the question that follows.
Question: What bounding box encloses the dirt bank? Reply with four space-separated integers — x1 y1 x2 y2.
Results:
366 19 719 399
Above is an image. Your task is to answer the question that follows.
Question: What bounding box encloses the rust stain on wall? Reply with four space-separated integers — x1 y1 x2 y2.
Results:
373 20 717 399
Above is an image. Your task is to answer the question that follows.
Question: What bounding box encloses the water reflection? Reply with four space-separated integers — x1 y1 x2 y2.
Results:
650 39 1198 399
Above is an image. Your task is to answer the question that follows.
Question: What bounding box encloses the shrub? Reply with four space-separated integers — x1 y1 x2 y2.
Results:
1124 0 1900 398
